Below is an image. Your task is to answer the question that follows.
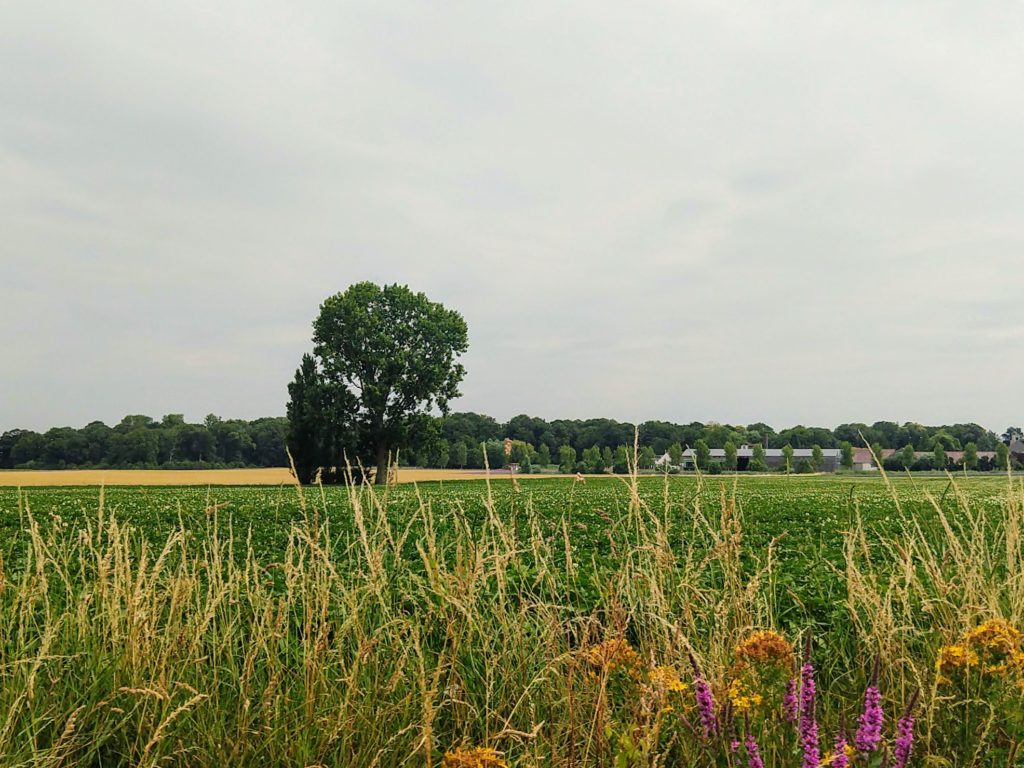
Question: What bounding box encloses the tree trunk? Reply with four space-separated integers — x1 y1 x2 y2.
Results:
375 441 389 485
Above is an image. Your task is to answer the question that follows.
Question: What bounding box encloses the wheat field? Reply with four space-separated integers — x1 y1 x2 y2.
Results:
0 467 539 486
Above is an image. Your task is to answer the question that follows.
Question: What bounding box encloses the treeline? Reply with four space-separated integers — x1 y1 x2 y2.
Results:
0 415 288 470
2 412 1020 472
409 414 1021 472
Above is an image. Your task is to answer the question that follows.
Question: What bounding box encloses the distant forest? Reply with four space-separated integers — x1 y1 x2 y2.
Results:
1 413 1021 471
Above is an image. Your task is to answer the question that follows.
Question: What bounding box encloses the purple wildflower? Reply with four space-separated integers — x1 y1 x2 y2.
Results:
799 662 820 768
745 731 765 768
744 714 765 768
694 676 718 736
832 734 850 768
689 652 718 737
783 677 799 723
731 739 740 753
855 659 884 753
893 690 920 768
798 636 819 768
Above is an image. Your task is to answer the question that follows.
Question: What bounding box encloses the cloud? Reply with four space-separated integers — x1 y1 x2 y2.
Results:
2 0 1023 431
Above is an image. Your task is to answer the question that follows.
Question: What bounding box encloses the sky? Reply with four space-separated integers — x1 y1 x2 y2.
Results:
3 2 1024 433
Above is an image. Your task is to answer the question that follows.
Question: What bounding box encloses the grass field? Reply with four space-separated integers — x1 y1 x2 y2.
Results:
1 472 1022 766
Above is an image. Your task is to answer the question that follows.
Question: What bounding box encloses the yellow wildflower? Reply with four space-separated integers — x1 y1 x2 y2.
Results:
735 630 793 668
649 665 689 693
580 639 643 677
442 747 508 768
821 744 856 765
937 643 979 674
965 619 1022 655
727 677 764 713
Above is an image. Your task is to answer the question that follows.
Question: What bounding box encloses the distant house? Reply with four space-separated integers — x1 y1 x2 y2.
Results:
653 452 674 469
852 448 892 471
1011 438 1024 464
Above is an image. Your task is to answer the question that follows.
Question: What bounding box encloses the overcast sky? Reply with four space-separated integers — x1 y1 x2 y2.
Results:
3 2 1023 432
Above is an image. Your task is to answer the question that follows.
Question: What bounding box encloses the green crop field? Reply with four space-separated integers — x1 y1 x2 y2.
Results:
1 474 1022 766
0 475 1009 626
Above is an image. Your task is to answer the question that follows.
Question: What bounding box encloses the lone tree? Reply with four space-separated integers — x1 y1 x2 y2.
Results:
724 441 737 471
839 441 854 469
694 439 711 471
288 282 468 484
811 444 823 471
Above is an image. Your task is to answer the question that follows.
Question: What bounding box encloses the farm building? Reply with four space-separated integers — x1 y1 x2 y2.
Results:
851 447 997 470
652 452 674 469
675 445 843 472
851 448 892 471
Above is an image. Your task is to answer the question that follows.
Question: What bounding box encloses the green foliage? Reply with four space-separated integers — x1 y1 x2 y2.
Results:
781 444 794 473
425 439 450 469
723 441 737 471
8 409 1013 479
902 443 916 468
307 282 469 483
638 446 655 470
870 442 884 468
450 440 468 469
811 444 823 471
694 439 711 470
287 353 347 483
612 445 630 474
482 440 506 470
749 443 768 472
582 445 605 474
963 442 979 470
536 443 551 468
840 441 854 469
997 442 1010 470
558 445 577 474
667 442 683 467
0 476 1021 766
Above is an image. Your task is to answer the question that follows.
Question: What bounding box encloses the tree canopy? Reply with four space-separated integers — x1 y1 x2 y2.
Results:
288 282 469 483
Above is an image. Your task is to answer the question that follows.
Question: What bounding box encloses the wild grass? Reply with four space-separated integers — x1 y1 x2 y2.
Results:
1 466 1022 766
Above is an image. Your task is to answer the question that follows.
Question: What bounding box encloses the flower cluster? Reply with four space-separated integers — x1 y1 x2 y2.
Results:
854 661 883 753
728 629 794 724
441 747 508 768
783 677 799 722
938 618 1024 684
854 685 883 753
580 638 643 678
582 628 924 768
649 665 689 694
937 643 980 673
744 727 765 768
728 677 764 713
894 709 915 768
689 652 719 737
735 630 794 668
965 618 1022 654
798 656 820 768
822 739 854 767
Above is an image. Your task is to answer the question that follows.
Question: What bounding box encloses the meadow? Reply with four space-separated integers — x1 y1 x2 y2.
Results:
0 471 1021 766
